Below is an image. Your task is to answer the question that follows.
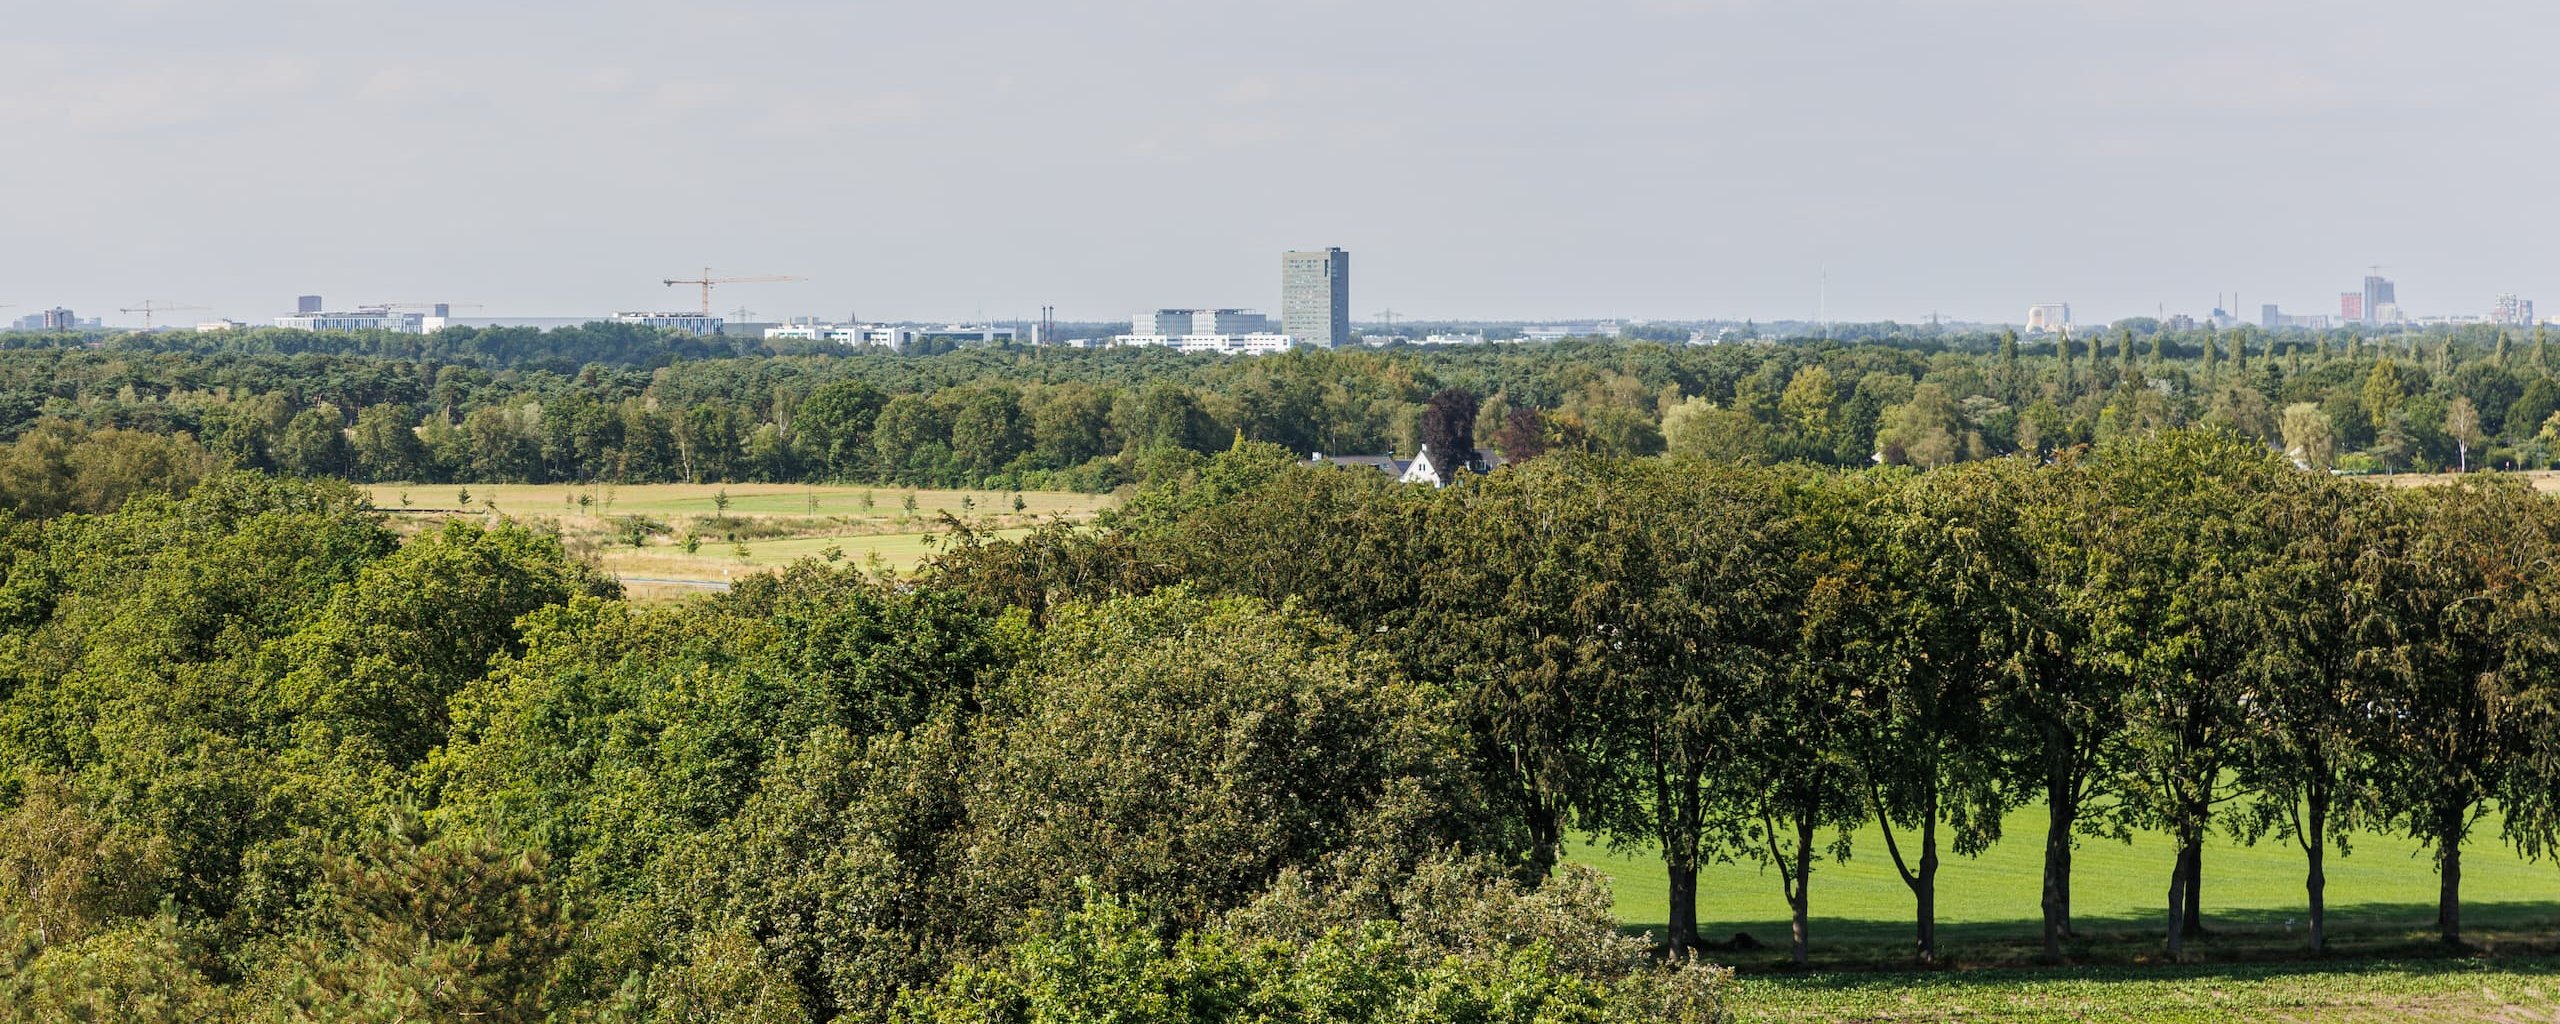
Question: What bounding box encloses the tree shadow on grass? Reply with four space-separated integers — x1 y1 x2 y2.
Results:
1619 900 2560 973
1748 951 2560 994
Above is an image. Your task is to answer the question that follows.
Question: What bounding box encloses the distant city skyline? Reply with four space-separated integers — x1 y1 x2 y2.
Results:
11 2 2560 326
17 263 2547 333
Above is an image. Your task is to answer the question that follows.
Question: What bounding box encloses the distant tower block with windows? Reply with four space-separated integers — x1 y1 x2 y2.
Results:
2024 302 2070 334
1281 248 1350 349
2362 275 2395 326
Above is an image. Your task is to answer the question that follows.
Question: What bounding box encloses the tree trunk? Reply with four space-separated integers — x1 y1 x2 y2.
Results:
1666 859 1701 955
2304 788 2344 957
2438 807 2464 947
2040 755 2076 959
1869 776 1939 965
2305 841 2327 953
2178 837 2204 939
1915 816 1940 964
1790 813 1814 966
2165 857 2189 960
1662 755 1707 954
1524 799 1563 880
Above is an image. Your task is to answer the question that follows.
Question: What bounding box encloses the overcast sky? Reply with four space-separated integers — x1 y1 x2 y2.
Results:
6 1 2553 326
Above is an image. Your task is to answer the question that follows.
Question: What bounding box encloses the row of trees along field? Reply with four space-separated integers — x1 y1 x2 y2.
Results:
4 321 2560 499
935 430 2560 966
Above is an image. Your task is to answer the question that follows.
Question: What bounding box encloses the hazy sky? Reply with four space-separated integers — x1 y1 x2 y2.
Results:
7 1 2554 326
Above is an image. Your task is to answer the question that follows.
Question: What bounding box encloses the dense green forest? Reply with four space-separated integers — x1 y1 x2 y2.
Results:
4 422 2559 1020
3 321 2558 510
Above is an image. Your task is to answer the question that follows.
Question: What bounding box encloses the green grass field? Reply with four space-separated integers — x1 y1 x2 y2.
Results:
1565 804 2560 967
1569 809 2560 1019
1728 959 2560 1022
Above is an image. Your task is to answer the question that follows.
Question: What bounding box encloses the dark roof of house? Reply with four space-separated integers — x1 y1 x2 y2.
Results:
1304 447 1506 481
1310 454 1407 473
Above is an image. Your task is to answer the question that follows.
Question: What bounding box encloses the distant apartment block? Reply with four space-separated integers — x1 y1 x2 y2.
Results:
764 322 1016 349
10 308 98 330
1516 321 1627 343
2261 305 2333 330
2495 294 2537 326
276 308 428 333
1134 309 1272 337
616 311 724 335
2024 303 2070 334
2362 275 2396 326
1109 332 1306 356
1281 248 1349 349
2340 293 2364 323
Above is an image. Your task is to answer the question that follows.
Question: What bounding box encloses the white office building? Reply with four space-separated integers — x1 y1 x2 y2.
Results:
275 309 429 333
1133 308 1272 337
617 311 725 335
2024 303 2071 334
1110 333 1306 356
764 323 1016 349
1515 321 1626 343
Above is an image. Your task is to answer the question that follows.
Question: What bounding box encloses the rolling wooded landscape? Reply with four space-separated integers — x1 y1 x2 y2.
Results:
1 328 2558 1021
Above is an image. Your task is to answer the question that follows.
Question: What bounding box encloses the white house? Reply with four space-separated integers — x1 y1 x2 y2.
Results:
1305 444 1498 488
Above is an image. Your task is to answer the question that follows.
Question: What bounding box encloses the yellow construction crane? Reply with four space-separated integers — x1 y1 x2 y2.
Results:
118 301 211 329
662 268 802 315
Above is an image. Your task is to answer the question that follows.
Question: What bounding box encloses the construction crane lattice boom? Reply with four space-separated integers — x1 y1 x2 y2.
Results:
118 301 211 329
661 268 802 315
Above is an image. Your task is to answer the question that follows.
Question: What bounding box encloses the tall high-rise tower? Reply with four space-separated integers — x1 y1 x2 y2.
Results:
1281 248 1349 349
2362 275 2395 325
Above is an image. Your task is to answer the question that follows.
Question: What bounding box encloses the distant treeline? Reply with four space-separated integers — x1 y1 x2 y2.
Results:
0 321 2556 511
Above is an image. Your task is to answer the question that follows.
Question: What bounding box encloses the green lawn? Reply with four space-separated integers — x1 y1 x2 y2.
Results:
1728 959 2560 1023
1566 805 2560 967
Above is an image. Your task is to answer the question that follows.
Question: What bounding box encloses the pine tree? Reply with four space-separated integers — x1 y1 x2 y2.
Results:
2201 325 2219 381
1999 330 2021 401
271 817 572 1024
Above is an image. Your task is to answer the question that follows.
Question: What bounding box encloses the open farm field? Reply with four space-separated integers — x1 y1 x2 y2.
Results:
1567 804 2560 969
368 483 1112 597
2376 469 2560 492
